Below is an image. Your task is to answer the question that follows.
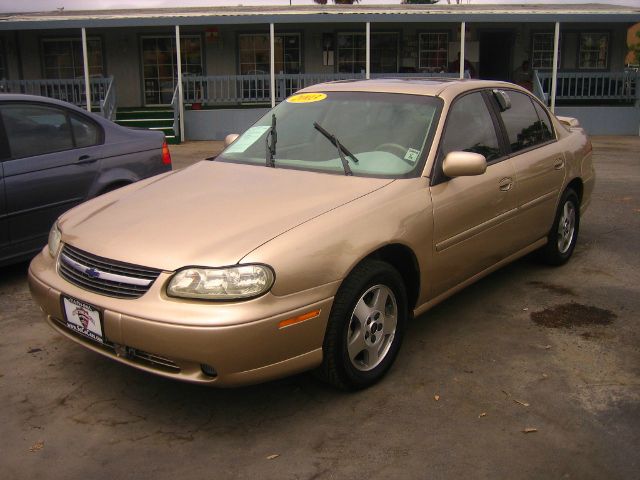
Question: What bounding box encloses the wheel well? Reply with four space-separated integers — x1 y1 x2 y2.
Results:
566 178 583 203
366 244 420 310
99 181 131 195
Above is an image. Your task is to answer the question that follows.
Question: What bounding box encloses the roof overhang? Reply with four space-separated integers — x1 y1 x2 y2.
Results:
1 4 639 31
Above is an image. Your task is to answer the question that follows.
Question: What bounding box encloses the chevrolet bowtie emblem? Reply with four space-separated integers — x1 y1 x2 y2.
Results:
85 267 100 278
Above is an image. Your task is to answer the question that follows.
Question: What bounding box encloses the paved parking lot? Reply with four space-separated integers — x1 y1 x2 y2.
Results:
1 137 638 479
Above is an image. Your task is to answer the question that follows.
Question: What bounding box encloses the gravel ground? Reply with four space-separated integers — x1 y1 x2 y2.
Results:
1 136 638 480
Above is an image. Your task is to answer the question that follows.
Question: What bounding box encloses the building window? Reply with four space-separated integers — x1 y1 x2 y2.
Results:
141 36 202 105
579 33 609 69
42 38 104 79
337 32 398 74
418 33 449 71
239 33 301 74
531 33 556 69
0 39 6 79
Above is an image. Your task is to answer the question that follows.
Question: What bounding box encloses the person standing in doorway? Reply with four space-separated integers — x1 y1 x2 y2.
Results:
513 59 533 91
448 52 476 78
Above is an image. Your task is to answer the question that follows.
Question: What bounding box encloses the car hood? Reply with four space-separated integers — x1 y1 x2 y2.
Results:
60 161 394 271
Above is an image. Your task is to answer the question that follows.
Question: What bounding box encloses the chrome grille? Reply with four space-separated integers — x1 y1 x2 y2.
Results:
58 244 161 299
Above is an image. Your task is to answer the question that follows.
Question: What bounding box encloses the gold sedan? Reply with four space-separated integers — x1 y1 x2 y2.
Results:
29 79 594 390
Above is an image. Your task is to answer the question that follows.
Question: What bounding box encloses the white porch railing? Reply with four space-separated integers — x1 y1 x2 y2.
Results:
99 77 116 121
0 76 116 116
182 72 469 106
534 70 639 104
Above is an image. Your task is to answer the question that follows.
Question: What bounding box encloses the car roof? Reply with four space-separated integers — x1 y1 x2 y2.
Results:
0 93 102 117
299 78 522 101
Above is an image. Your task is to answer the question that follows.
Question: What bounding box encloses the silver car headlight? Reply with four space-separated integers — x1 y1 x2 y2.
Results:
167 265 275 300
48 222 62 258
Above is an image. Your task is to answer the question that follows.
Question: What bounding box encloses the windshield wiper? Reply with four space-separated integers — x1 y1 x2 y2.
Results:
266 113 277 168
313 121 359 176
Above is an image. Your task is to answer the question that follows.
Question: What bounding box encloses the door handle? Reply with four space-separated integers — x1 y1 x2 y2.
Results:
554 157 565 170
499 177 513 191
77 155 96 165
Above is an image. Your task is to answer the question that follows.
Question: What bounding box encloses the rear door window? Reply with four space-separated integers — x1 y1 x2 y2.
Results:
70 114 101 148
532 101 555 142
498 91 553 153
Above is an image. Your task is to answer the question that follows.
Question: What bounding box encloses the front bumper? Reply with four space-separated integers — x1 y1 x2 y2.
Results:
28 249 337 386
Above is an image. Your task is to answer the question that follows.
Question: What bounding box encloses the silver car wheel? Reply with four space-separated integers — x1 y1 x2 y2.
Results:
347 284 398 372
557 200 576 254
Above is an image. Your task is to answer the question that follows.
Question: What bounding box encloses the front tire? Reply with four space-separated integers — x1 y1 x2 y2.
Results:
317 260 407 390
538 188 580 266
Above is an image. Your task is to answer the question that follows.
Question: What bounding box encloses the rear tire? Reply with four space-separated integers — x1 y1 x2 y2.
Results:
317 259 407 391
538 188 580 266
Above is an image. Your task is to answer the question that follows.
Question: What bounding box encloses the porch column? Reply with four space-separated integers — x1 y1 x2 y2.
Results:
365 22 371 80
270 23 276 108
175 25 185 141
81 28 92 112
550 22 560 113
459 22 466 79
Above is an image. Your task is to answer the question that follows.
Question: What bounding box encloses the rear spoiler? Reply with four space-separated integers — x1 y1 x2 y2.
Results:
556 116 580 128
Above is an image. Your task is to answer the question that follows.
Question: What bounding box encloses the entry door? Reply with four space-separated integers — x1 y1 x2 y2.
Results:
141 36 203 106
479 31 514 81
429 91 520 296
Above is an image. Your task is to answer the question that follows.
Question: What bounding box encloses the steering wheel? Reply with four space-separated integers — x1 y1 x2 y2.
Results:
374 143 415 165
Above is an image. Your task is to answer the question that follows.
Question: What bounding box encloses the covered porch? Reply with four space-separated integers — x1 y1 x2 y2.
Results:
0 3 638 140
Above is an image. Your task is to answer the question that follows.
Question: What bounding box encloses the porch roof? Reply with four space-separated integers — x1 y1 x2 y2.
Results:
1 3 639 31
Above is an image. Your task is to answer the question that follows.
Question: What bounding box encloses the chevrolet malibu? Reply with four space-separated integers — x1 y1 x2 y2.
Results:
28 79 594 390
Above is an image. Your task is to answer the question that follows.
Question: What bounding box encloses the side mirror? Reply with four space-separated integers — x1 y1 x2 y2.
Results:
493 89 511 111
443 151 487 177
224 133 239 147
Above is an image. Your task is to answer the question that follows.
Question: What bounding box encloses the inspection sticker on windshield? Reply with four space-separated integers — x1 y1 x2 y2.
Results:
224 126 271 153
286 93 327 104
404 148 421 163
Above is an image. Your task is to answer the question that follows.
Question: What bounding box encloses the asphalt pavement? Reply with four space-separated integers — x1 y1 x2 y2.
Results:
0 136 638 480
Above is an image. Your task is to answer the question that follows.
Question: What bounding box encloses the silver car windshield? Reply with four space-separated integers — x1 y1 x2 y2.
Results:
217 92 442 178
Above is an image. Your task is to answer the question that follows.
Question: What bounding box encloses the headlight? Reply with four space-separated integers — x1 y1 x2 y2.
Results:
167 265 275 300
48 222 62 258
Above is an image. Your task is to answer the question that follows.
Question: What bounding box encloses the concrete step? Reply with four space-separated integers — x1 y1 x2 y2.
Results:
115 107 180 144
116 118 174 129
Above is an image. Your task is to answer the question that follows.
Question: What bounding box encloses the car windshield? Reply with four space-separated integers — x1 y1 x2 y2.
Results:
217 91 442 178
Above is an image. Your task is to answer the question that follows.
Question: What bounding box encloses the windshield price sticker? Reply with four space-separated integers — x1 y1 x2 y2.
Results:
224 126 271 153
286 93 327 104
404 148 421 163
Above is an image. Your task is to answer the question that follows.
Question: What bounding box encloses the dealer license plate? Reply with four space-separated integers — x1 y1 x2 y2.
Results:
62 297 104 344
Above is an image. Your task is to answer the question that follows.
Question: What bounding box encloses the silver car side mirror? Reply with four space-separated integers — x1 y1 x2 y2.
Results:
443 151 487 177
224 134 239 147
